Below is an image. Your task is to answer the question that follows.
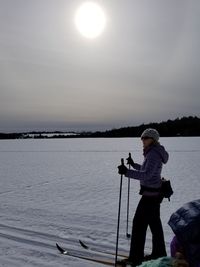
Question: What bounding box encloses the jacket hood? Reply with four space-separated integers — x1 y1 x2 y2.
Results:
152 144 169 164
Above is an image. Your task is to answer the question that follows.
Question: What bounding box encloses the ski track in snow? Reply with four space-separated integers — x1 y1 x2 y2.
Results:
0 137 199 266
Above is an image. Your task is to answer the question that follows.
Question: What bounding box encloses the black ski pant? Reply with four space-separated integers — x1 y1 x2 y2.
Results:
129 195 166 264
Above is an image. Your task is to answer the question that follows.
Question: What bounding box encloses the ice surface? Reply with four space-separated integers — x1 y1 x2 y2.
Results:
0 137 199 266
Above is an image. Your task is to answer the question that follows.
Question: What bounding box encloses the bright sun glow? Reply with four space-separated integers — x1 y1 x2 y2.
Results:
75 2 106 39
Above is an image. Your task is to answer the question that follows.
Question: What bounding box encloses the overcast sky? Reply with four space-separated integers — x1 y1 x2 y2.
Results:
0 0 200 132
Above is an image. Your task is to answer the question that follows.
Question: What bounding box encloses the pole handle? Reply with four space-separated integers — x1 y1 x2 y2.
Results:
128 152 132 161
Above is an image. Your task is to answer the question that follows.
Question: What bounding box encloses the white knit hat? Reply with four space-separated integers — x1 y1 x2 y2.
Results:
141 128 160 141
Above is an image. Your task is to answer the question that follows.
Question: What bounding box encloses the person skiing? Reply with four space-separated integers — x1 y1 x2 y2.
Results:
118 128 169 266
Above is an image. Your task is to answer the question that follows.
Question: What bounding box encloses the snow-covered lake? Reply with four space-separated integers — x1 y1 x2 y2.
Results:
0 137 199 266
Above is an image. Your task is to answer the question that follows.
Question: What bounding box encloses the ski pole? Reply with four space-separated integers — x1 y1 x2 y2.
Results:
115 158 124 266
126 153 131 238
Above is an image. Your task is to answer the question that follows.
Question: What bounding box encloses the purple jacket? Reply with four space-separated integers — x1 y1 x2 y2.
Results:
125 143 169 189
169 200 200 267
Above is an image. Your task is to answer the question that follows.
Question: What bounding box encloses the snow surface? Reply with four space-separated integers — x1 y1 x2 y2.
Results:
0 137 199 266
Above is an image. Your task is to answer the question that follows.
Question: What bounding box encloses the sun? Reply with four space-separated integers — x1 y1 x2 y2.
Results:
75 2 106 39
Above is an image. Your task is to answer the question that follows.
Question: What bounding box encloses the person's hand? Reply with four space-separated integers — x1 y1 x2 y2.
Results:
118 164 128 175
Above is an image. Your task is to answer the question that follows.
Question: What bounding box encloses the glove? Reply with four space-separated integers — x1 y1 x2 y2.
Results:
118 164 128 175
126 155 134 166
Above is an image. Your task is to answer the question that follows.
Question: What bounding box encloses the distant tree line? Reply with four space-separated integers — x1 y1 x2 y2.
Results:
82 116 200 138
0 116 200 139
0 133 22 139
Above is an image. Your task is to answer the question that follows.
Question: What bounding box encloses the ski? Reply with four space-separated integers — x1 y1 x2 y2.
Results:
79 239 127 258
56 243 126 266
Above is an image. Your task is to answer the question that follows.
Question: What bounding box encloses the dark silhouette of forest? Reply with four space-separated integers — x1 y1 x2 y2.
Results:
0 116 199 139
86 116 200 138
